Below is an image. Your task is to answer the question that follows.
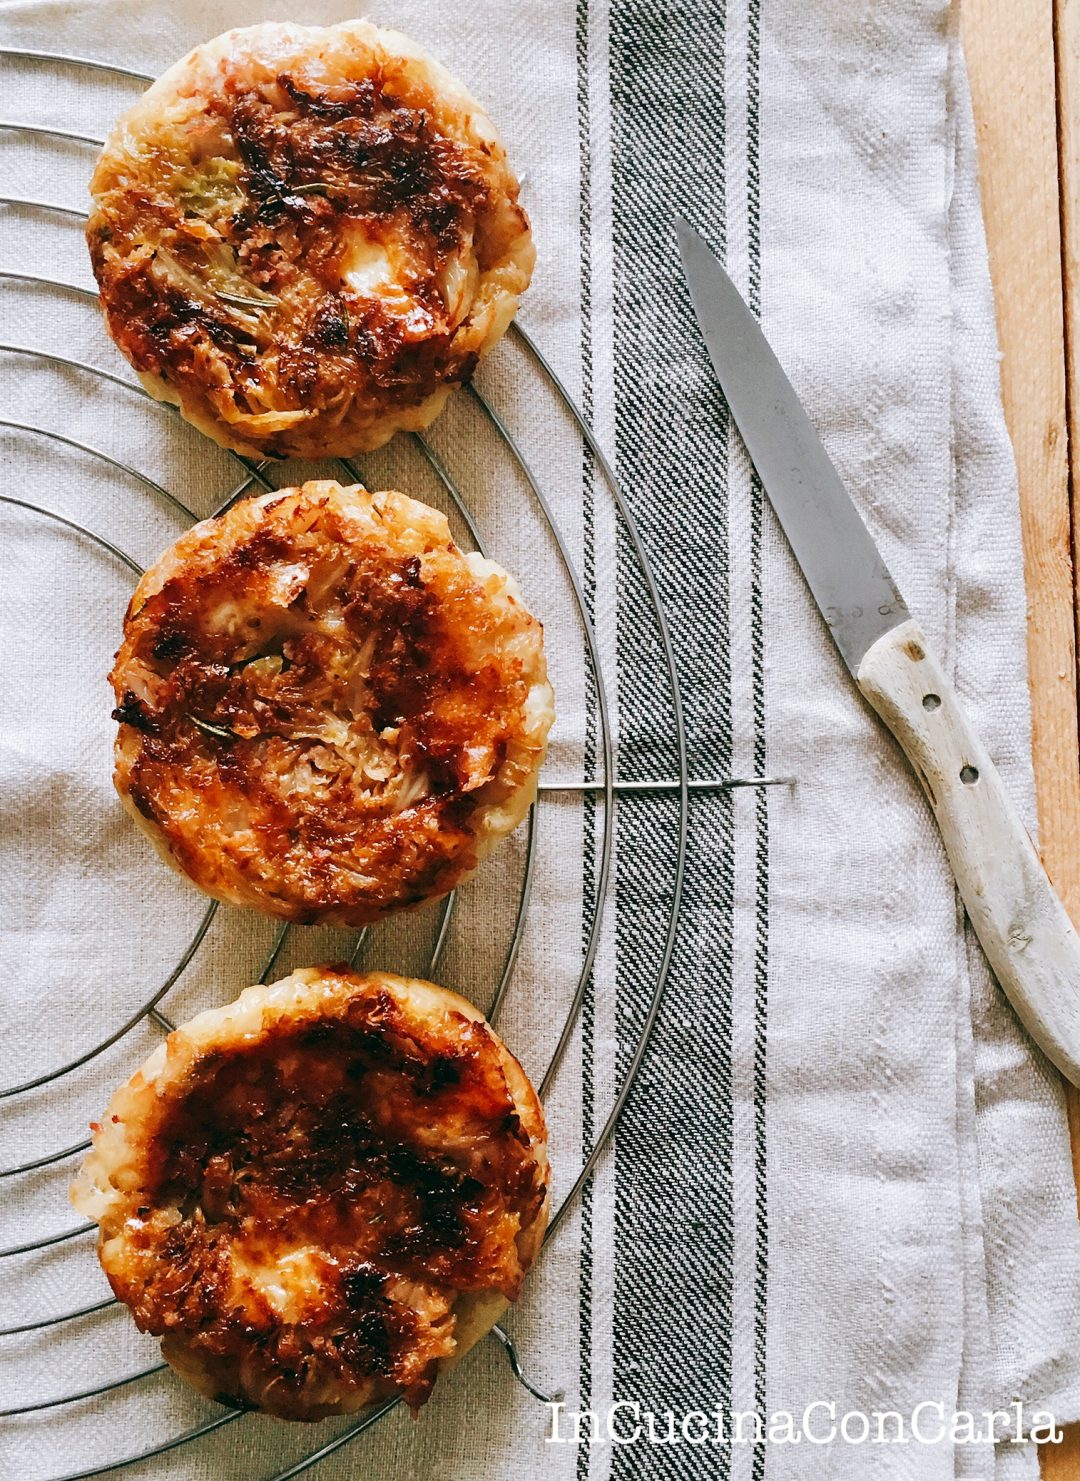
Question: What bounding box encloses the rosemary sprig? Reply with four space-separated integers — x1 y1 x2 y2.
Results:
188 713 239 742
216 289 280 311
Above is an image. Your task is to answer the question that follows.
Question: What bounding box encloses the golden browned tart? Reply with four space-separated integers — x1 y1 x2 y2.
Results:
86 21 534 458
71 967 550 1420
110 480 553 926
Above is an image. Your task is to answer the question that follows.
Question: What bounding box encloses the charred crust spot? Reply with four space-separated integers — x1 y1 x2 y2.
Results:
127 782 162 824
112 691 158 734
310 295 350 349
426 1053 462 1093
152 630 188 661
340 1262 385 1308
213 1392 253 1411
453 349 480 384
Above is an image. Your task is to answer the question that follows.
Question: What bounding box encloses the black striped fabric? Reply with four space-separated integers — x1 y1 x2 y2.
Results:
745 6 770 1474
573 1 769 1476
609 0 735 1469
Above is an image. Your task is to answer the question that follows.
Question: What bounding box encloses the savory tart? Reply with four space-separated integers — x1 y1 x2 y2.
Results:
71 967 550 1420
86 21 533 458
110 480 553 926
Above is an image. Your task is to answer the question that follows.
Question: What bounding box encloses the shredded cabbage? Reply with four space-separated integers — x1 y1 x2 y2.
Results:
175 157 245 222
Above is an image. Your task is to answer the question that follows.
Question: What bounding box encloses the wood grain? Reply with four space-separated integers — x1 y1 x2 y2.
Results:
961 0 1080 1474
1060 0 1080 701
962 0 1079 892
1056 0 1080 1272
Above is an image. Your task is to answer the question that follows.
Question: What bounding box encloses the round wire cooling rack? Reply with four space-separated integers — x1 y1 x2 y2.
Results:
0 45 788 1481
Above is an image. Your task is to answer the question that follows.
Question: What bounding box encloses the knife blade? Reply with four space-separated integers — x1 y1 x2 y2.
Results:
676 214 1080 1086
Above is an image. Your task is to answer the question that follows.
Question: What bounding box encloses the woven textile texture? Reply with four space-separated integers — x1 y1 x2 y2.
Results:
1 3 1079 1479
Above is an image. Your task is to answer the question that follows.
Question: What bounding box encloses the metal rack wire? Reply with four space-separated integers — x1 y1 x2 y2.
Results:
0 45 786 1480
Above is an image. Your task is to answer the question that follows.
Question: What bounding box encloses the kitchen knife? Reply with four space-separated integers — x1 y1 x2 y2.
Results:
676 214 1080 1085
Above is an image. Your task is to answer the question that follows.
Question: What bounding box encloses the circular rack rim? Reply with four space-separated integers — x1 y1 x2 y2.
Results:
0 41 710 1480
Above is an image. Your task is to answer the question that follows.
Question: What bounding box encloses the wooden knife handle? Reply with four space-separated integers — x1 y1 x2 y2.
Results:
856 617 1080 1084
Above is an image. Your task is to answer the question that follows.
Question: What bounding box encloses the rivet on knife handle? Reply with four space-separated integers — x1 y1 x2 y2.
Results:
857 618 1080 1084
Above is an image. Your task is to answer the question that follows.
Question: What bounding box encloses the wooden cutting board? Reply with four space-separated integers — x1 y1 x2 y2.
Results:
961 1 1080 1474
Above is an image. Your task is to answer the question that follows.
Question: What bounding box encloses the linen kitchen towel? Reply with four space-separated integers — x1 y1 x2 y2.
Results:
1 2 1079 1479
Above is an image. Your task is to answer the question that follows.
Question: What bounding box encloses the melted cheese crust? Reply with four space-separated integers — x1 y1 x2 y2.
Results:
72 968 550 1420
111 481 553 926
86 21 534 458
